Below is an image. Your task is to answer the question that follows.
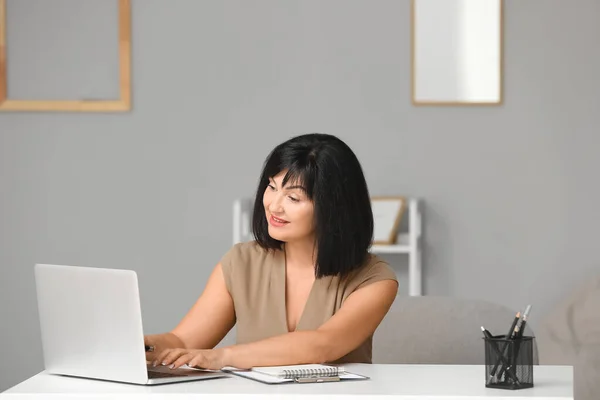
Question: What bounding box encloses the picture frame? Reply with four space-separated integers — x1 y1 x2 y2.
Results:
371 196 406 245
0 0 131 112
411 0 504 106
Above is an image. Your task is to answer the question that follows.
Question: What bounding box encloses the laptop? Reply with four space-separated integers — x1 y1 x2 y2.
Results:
34 263 229 385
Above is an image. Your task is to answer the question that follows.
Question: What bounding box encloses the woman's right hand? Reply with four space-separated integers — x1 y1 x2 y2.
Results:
144 333 185 362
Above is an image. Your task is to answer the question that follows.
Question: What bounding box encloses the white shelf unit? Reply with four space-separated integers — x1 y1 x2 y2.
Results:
373 198 422 296
233 198 422 296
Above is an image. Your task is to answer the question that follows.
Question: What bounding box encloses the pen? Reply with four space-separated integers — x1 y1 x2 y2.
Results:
509 306 529 340
481 326 493 338
145 345 155 352
498 305 533 380
489 311 521 378
515 305 532 339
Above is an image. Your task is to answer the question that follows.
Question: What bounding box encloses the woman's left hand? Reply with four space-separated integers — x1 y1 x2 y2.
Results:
152 347 228 370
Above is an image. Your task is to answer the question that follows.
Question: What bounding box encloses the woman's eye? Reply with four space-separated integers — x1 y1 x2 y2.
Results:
288 196 299 203
268 184 276 190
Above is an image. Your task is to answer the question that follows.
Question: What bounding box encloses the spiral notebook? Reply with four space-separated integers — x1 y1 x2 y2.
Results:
225 364 369 384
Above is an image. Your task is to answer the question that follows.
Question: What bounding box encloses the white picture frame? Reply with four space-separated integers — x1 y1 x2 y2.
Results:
371 196 406 245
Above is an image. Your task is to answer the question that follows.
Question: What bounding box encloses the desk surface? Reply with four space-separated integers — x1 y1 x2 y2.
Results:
2 364 573 400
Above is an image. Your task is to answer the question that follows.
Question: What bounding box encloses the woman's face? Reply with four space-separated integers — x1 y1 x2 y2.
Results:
263 170 315 243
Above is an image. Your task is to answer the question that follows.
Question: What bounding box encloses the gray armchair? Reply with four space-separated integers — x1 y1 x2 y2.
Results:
373 296 538 365
536 275 600 400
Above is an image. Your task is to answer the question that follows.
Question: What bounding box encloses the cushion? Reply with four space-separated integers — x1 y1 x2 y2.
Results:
537 275 600 400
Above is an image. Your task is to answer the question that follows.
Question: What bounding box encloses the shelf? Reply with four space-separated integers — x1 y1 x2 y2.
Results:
371 233 411 254
371 244 411 254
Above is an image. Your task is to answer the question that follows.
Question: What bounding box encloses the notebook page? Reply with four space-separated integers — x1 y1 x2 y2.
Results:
232 370 293 383
252 364 344 378
229 370 367 384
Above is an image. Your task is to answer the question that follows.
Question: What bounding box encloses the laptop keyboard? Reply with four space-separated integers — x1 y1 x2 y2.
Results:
148 370 186 379
147 366 192 379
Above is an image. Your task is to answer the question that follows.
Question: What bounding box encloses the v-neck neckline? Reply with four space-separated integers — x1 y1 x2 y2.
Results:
277 245 318 333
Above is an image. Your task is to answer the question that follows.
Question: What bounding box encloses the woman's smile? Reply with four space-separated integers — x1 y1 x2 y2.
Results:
269 214 290 227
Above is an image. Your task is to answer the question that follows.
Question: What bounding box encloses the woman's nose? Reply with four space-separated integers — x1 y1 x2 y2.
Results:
268 195 284 213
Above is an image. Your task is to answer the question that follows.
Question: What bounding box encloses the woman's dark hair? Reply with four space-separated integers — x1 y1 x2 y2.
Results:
252 133 374 278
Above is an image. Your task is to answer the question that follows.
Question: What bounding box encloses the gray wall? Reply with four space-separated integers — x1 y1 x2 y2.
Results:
1 0 600 392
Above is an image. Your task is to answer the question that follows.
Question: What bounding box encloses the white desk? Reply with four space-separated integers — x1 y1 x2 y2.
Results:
2 364 573 400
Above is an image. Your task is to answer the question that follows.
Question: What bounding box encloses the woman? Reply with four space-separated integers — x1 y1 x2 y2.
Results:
146 133 398 370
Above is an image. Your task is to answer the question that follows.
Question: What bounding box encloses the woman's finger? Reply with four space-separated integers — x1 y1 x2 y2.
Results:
162 349 189 366
187 353 206 369
153 348 185 367
152 349 169 366
161 349 187 365
171 352 196 370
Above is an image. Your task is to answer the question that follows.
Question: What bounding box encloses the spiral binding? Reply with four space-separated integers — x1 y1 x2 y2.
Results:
281 366 341 379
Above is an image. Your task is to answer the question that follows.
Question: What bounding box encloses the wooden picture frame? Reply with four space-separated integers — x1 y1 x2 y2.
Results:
411 0 504 106
0 0 131 112
371 196 406 245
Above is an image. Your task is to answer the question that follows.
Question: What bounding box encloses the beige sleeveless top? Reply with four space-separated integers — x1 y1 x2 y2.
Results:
220 241 398 363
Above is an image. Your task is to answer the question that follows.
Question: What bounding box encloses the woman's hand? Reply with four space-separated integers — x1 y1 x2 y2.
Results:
152 347 229 371
144 333 185 362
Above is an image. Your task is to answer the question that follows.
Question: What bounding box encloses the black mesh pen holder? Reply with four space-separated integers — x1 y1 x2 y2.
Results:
484 335 534 390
